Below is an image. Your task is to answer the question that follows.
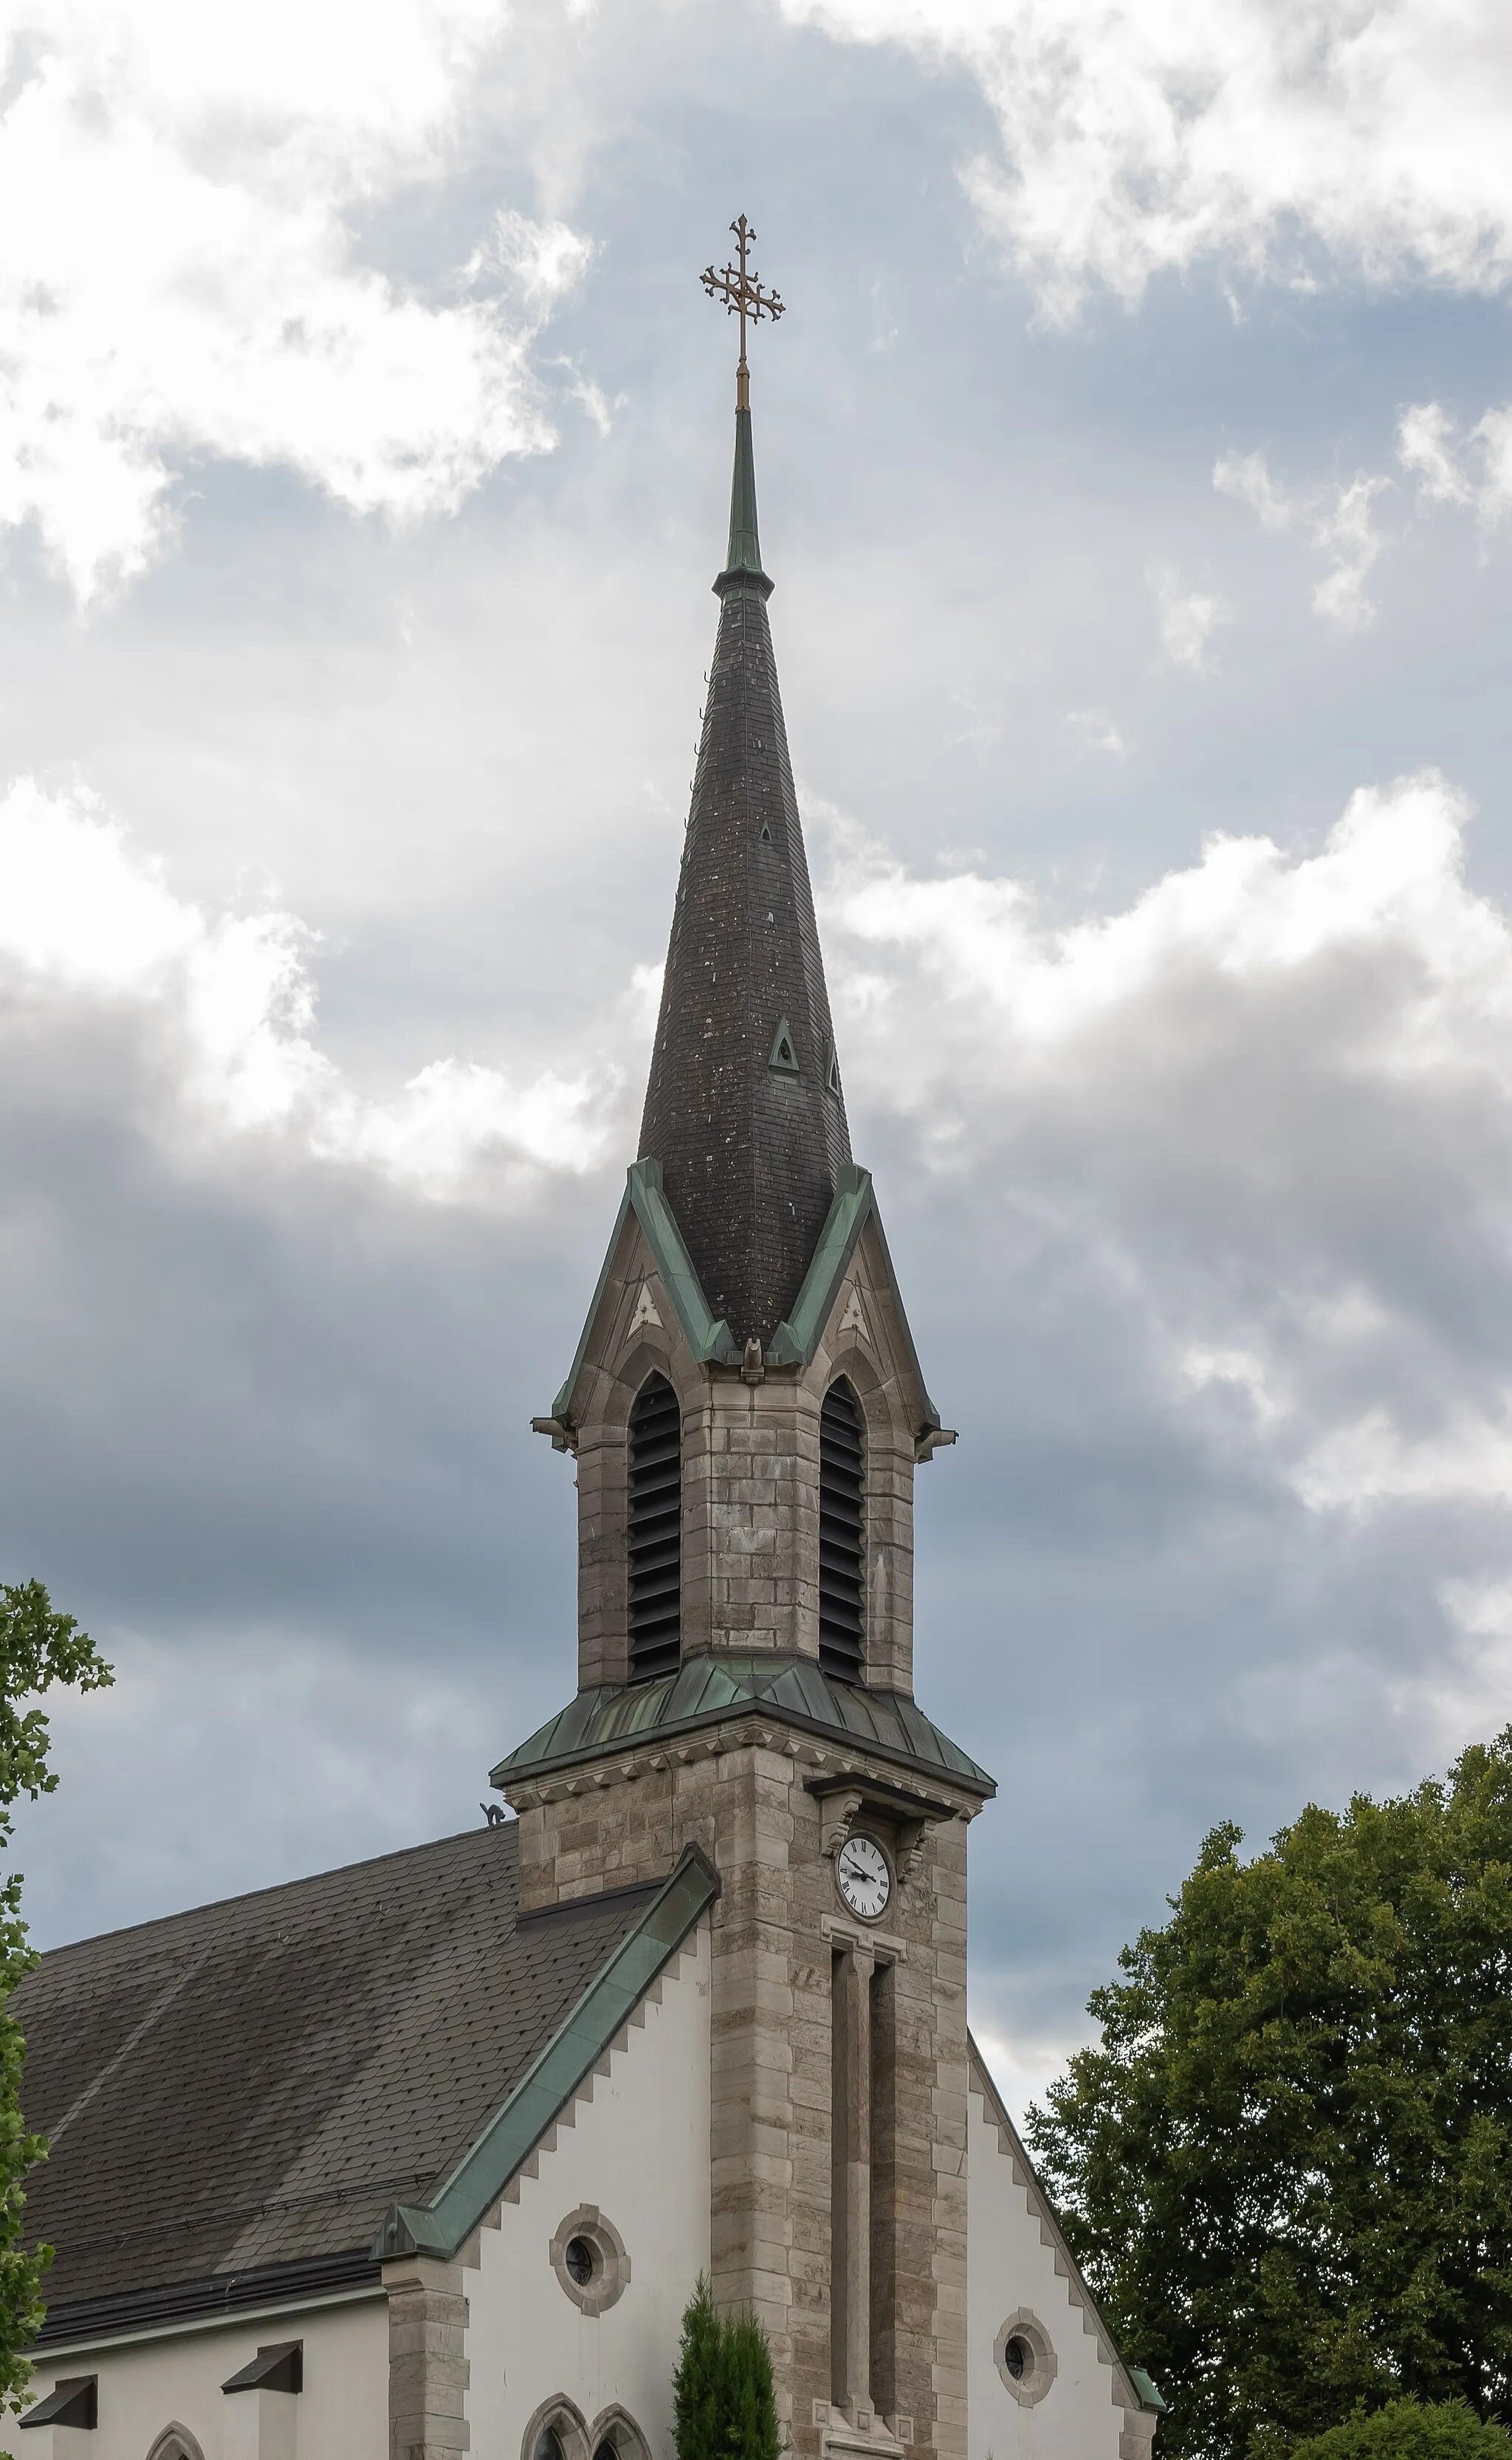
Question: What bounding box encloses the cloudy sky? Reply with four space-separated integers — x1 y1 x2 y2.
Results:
4 0 1512 2120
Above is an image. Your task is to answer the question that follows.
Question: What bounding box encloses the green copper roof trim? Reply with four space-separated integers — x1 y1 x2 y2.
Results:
373 1845 720 2264
714 405 773 599
552 1158 738 1418
492 1652 994 1797
766 1167 940 1421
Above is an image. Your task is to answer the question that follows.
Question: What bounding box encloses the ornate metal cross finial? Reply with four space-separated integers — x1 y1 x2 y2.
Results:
701 214 784 410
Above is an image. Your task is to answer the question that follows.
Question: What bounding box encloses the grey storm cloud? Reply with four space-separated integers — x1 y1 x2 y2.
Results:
4 0 1512 2127
10 757 1512 2120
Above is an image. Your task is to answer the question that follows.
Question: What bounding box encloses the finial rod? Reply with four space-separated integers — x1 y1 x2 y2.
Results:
701 214 784 408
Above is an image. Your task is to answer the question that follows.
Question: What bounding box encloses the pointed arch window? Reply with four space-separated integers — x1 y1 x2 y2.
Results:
819 1378 865 1684
628 1373 681 1683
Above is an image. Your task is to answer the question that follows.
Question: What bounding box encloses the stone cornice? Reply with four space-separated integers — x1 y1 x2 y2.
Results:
501 1709 984 1822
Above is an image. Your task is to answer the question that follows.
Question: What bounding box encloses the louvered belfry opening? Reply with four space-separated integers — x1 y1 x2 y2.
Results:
628 1372 682 1682
819 1378 866 1685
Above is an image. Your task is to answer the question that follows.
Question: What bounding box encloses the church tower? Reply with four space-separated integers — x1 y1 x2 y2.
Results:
496 222 995 2460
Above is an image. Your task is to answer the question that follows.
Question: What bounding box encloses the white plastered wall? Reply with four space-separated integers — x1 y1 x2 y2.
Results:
0 2292 385 2460
967 2076 1141 2460
465 1917 712 2460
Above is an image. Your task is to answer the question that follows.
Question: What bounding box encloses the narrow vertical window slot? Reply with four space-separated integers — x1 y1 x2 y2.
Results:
831 1942 875 2418
869 1959 898 2421
627 1373 681 1682
819 1378 865 1683
831 1948 850 2410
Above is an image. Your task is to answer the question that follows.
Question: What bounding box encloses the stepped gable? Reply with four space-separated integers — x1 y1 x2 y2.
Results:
637 403 851 1347
13 1827 654 2327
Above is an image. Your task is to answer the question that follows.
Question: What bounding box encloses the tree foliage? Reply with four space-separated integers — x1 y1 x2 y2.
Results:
1290 2400 1512 2459
1026 1731 1512 2460
0 1580 112 2410
673 2276 783 2460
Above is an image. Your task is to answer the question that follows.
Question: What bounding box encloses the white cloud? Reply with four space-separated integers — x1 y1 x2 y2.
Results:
1065 708 1130 757
1215 449 1392 631
1310 474 1391 632
1398 402 1475 507
824 766 1512 1536
1214 447 1295 534
1296 1409 1512 1511
1149 564 1231 672
1398 399 1512 525
0 775 614 1192
783 0 1512 317
0 0 591 604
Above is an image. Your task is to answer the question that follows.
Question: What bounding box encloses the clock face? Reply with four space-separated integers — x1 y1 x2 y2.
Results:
836 1832 891 1921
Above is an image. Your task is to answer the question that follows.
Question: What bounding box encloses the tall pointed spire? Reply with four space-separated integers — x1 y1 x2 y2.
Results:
638 227 849 1345
723 401 766 588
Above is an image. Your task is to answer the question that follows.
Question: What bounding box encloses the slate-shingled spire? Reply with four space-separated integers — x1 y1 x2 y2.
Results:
637 396 850 1347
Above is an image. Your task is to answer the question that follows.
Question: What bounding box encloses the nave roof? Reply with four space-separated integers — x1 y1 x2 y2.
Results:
14 1826 681 2342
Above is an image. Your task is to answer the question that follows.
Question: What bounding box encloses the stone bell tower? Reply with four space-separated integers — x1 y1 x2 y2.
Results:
494 221 994 2460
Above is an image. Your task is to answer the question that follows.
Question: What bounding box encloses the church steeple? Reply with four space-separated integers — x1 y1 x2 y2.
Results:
509 258 992 2460
526 221 962 1705
639 244 849 1347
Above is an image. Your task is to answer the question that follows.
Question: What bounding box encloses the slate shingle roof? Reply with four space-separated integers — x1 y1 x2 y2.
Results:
637 407 852 1345
13 1826 655 2328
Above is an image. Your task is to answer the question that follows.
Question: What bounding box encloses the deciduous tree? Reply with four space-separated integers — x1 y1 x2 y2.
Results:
1028 1732 1512 2459
0 1580 112 2408
1291 2399 1512 2459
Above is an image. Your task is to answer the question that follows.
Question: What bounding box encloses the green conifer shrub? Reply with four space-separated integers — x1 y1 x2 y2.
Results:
674 2275 724 2460
673 2276 783 2460
723 2312 782 2460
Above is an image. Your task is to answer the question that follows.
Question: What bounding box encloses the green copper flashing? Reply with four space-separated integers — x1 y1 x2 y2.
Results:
373 1845 721 2265
628 1160 740 1365
551 1159 738 1420
715 405 772 599
767 1167 940 1425
493 1652 994 1798
767 1164 871 1367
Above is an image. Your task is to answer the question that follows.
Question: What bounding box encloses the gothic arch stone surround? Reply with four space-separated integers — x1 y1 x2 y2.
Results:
145 2426 205 2460
589 2402 652 2460
520 2391 592 2460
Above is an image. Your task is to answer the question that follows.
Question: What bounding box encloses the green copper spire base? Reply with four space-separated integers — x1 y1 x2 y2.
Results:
714 403 773 599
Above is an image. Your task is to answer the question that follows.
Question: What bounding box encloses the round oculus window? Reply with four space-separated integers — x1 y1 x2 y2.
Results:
564 2236 597 2288
836 1832 891 1920
1003 2338 1028 2381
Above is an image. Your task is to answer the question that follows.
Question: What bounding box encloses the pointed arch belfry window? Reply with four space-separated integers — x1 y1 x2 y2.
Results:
628 1373 681 1682
819 1378 865 1684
